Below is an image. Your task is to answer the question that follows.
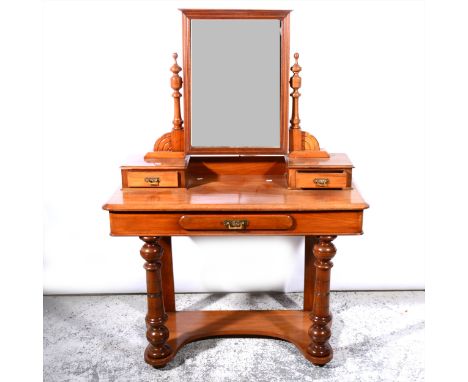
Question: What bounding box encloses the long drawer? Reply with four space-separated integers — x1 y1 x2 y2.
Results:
108 211 364 236
179 214 294 231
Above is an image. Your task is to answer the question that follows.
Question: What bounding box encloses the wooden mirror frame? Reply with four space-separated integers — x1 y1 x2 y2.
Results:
182 9 290 155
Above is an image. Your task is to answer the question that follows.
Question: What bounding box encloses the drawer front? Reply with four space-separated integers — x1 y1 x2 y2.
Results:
109 212 364 236
295 172 347 189
179 215 294 231
125 171 179 188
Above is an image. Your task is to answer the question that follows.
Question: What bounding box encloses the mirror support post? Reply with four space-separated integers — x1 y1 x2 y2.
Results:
288 53 329 159
170 53 184 152
145 53 185 159
289 53 303 151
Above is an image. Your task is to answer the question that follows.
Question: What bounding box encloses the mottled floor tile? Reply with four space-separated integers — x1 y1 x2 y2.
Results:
43 291 424 382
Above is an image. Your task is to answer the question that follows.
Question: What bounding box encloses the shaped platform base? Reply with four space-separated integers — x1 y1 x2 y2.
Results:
145 310 333 367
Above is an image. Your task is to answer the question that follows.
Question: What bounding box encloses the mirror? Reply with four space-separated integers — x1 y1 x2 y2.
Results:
182 10 290 154
191 20 280 148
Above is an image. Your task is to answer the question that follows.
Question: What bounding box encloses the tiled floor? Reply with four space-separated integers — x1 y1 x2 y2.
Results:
43 291 424 382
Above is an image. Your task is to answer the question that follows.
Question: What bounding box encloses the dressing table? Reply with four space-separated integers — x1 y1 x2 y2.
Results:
103 9 368 368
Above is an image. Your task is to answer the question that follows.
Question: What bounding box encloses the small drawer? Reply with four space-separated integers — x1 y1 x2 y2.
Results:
295 171 347 189
179 215 294 231
125 171 179 188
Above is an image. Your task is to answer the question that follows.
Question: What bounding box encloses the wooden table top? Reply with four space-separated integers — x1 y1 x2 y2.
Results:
103 175 368 212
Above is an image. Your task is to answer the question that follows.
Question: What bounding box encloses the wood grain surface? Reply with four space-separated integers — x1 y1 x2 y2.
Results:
103 175 368 212
144 310 324 367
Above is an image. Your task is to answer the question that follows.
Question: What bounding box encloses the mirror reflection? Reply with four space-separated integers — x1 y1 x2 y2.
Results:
191 19 281 148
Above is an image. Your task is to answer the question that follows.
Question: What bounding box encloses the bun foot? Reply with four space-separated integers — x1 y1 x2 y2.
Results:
309 352 333 367
144 344 173 368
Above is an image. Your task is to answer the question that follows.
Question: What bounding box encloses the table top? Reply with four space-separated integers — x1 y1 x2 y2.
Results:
103 175 368 212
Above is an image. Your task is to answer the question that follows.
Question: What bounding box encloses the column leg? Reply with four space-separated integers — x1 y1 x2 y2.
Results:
307 235 336 366
139 236 172 367
160 236 176 312
303 236 317 311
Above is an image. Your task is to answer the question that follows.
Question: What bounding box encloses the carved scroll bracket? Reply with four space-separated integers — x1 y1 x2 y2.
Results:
289 53 329 158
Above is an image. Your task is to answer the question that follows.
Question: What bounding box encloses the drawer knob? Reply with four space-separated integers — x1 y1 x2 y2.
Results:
313 178 329 187
144 177 160 186
223 219 249 230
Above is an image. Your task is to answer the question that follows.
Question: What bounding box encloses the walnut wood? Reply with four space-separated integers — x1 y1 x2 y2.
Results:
304 236 317 311
308 235 337 365
103 175 368 212
125 171 179 188
152 132 172 151
187 156 287 176
155 310 322 365
121 157 187 188
122 170 186 189
287 153 353 189
122 157 187 168
302 131 320 151
295 171 348 189
104 175 367 367
289 150 330 158
104 8 369 369
179 214 294 231
159 237 175 312
144 151 185 159
145 53 184 160
109 211 363 236
288 153 353 169
182 9 290 155
179 9 292 18
169 53 184 152
139 236 173 367
287 52 329 160
289 53 302 149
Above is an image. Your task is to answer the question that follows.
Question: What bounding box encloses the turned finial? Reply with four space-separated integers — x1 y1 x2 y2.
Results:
171 53 182 75
291 52 302 75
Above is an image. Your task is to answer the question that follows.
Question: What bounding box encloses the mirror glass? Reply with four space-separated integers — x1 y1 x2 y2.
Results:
191 19 281 148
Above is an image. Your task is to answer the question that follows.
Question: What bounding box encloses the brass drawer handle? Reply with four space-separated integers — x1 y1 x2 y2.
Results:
313 178 329 187
144 177 160 186
223 219 249 230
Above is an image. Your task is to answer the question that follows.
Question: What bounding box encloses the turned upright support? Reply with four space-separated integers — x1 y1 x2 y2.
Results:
139 236 172 367
145 53 185 159
308 235 336 366
303 236 317 311
289 52 303 152
287 53 329 158
170 53 184 151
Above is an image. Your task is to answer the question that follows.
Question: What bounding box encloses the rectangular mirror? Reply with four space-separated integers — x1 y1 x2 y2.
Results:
182 10 290 155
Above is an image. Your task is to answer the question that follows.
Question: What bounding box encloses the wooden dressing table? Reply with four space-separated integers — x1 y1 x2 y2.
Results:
103 9 368 368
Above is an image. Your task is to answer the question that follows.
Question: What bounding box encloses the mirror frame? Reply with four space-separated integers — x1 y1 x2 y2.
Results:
181 9 291 155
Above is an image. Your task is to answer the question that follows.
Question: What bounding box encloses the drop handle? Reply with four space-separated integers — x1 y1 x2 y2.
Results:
144 177 160 186
223 219 249 230
313 178 329 187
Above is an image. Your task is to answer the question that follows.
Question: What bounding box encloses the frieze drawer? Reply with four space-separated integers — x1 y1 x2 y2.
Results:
179 215 294 231
124 171 179 188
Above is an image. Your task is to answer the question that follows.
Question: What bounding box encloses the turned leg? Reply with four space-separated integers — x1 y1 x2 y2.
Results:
307 235 336 366
139 236 172 367
303 236 317 311
160 237 176 312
